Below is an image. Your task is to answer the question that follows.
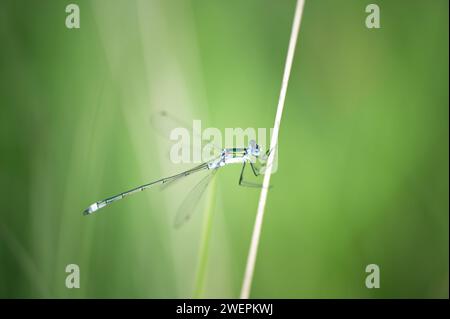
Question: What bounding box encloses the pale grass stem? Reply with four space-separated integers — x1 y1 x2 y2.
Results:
240 0 306 299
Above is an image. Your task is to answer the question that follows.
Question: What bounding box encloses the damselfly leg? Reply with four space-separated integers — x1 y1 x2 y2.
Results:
238 161 265 188
238 147 274 188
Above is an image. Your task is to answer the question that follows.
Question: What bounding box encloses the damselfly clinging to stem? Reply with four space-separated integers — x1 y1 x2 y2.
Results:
83 134 271 227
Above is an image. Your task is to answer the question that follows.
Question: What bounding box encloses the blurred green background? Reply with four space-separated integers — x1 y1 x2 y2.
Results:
0 0 448 298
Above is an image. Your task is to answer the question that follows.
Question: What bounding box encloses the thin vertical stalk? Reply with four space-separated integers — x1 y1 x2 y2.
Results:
240 0 306 299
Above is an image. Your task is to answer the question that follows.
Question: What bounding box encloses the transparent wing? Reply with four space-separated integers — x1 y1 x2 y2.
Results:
160 156 221 191
150 110 221 155
160 162 209 190
173 169 218 228
150 110 185 140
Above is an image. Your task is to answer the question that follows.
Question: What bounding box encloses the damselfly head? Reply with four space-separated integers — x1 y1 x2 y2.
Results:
248 140 260 156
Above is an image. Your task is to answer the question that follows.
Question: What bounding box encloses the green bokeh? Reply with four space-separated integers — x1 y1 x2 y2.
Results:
0 0 448 298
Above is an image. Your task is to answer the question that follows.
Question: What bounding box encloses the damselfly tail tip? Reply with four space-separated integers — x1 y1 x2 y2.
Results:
83 203 99 216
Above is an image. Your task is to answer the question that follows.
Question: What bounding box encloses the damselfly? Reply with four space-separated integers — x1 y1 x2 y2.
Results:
83 139 270 227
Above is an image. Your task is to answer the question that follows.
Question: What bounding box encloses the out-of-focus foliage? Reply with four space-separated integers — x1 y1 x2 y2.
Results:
0 0 447 298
